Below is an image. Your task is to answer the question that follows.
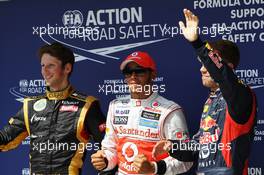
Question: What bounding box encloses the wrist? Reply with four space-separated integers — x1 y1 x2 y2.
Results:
191 37 204 49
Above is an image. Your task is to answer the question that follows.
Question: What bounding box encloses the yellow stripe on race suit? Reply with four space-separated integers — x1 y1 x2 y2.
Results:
68 96 96 174
23 98 31 135
76 96 96 143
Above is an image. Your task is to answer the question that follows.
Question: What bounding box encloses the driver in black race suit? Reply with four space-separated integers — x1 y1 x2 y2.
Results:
91 51 193 174
0 42 115 175
153 9 257 175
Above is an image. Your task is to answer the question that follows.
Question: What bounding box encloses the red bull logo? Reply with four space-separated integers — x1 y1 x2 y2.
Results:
200 116 217 131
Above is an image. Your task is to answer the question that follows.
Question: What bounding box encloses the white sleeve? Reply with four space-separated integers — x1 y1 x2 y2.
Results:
101 101 118 171
162 109 193 175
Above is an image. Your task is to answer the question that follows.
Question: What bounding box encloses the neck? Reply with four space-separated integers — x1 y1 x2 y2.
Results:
210 85 219 92
131 91 153 99
49 81 69 92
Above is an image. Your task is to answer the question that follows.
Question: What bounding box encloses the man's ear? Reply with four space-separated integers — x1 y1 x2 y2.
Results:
64 63 72 74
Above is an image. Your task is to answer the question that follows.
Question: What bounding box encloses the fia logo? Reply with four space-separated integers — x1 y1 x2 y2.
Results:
19 79 29 93
62 10 83 27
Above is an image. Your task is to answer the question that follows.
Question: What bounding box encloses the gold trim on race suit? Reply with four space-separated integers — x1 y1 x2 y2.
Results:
46 85 74 100
68 96 97 174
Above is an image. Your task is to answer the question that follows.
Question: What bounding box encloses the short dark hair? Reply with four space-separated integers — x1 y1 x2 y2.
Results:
38 42 75 76
209 40 240 69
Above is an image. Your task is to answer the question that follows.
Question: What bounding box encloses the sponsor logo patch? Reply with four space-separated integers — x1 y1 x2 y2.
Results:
200 116 217 131
61 100 79 105
139 118 158 129
115 109 130 115
122 142 139 162
136 101 141 106
143 107 161 113
31 114 46 123
114 116 128 125
141 110 160 121
174 131 189 141
151 101 160 108
33 99 47 112
59 105 78 112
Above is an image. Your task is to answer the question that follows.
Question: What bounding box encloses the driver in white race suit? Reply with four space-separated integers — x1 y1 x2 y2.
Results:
91 51 193 175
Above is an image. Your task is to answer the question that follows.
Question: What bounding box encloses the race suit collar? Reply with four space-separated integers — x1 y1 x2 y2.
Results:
209 88 221 98
129 92 158 107
46 85 74 100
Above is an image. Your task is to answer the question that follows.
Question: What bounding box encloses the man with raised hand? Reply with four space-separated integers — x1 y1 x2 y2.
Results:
153 9 257 175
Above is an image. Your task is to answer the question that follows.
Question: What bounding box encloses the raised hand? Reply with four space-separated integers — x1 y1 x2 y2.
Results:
179 9 199 42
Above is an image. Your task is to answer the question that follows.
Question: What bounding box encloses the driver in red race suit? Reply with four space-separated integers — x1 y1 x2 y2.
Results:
91 51 193 174
153 9 257 175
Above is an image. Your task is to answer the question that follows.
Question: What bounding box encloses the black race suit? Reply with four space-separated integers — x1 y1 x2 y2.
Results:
0 85 107 174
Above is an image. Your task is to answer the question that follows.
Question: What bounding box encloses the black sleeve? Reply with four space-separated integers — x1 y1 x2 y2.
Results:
0 108 27 150
84 100 106 145
168 140 198 162
191 38 253 124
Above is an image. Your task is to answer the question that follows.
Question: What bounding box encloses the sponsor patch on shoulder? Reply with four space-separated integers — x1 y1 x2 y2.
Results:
144 107 161 113
151 101 160 108
174 131 189 141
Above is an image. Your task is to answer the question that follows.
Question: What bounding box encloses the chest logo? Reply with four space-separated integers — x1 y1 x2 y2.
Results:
33 99 47 112
200 116 217 131
113 116 128 125
141 110 161 121
31 114 46 123
59 105 78 112
122 142 138 162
